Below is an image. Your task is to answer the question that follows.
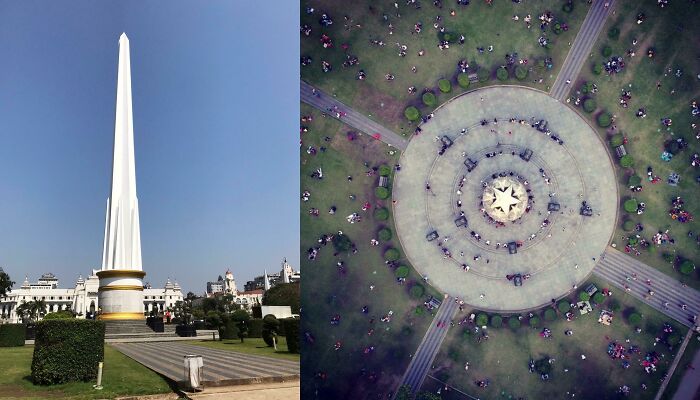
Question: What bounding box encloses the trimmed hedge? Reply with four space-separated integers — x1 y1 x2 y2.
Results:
622 219 636 231
628 313 642 325
583 98 596 113
0 324 26 347
610 133 624 147
620 154 634 168
31 319 105 385
410 284 425 298
579 292 591 302
680 260 696 275
491 315 503 328
624 198 638 213
475 313 488 327
508 317 521 329
378 165 392 177
375 187 390 199
262 315 280 347
593 64 602 75
515 66 528 80
557 301 571 313
405 106 421 121
496 67 509 81
628 175 641 187
597 112 612 128
529 316 540 328
602 45 613 57
384 248 400 261
378 228 393 241
422 92 437 107
374 208 389 220
592 292 606 304
438 79 452 93
457 73 470 88
477 68 490 82
248 319 263 338
282 318 300 353
220 319 238 339
43 311 74 320
544 309 557 321
395 266 409 278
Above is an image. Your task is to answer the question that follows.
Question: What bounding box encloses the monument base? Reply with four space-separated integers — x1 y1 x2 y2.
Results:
97 270 146 320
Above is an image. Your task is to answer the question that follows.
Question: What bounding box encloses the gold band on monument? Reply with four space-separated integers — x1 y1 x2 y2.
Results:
96 270 146 279
98 285 144 292
98 312 145 321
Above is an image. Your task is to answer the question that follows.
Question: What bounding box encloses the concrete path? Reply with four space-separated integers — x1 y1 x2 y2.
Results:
550 0 616 101
671 344 700 400
654 328 696 400
394 297 460 396
594 248 700 327
112 342 299 387
187 380 300 400
300 80 409 150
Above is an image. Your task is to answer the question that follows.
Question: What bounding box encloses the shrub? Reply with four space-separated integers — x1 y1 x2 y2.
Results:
515 66 528 80
667 333 682 346
43 311 74 320
31 319 105 385
592 292 606 304
583 98 596 113
262 314 279 347
610 133 624 147
558 301 571 313
422 92 437 107
490 315 503 328
628 313 642 326
378 165 392 176
282 318 300 353
248 318 263 338
332 233 353 252
628 237 639 246
593 64 602 75
579 291 590 302
562 2 574 13
457 73 470 88
405 106 421 121
410 284 425 298
475 313 488 327
374 207 389 220
608 27 620 40
378 228 393 241
620 154 634 168
622 219 636 231
508 317 521 329
628 175 641 187
529 316 540 328
602 45 613 57
375 186 390 199
496 67 509 81
597 112 612 127
438 79 452 93
477 68 490 82
544 309 557 321
680 260 696 275
624 198 638 213
220 319 238 339
395 265 409 278
0 324 25 347
384 248 400 261
415 306 425 315
663 253 675 263
608 299 621 312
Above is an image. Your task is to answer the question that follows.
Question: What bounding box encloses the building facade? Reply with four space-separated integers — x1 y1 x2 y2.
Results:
244 258 300 291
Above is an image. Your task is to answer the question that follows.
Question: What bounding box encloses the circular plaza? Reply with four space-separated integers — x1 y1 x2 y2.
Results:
393 86 618 311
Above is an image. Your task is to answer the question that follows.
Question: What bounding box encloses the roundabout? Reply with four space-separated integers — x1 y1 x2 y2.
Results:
393 86 618 311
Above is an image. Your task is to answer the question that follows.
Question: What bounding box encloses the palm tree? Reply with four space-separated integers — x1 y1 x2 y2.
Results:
28 299 47 322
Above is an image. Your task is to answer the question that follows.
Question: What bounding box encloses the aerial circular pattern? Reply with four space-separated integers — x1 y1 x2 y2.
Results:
392 86 618 311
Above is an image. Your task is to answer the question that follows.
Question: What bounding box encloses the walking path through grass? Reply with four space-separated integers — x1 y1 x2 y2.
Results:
301 80 408 150
655 328 694 400
670 344 700 400
549 0 616 101
595 247 700 327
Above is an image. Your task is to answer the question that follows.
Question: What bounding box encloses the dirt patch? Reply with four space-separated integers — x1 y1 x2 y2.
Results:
354 84 405 131
0 384 63 398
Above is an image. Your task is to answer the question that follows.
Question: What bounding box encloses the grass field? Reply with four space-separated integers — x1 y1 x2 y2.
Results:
567 0 700 288
300 103 440 399
301 0 588 133
661 335 700 400
0 345 173 399
189 337 299 362
423 276 689 400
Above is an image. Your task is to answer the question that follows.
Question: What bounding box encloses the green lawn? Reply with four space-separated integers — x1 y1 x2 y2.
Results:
300 104 438 399
301 0 588 133
0 345 173 399
188 337 299 362
567 0 700 288
425 276 688 399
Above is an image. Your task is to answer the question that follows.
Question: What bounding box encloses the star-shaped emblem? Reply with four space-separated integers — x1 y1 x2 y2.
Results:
491 186 520 213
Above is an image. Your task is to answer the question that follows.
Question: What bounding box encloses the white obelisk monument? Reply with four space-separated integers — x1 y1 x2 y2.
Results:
97 33 145 320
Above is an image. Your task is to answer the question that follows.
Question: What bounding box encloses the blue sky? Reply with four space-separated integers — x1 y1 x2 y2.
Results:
0 1 299 294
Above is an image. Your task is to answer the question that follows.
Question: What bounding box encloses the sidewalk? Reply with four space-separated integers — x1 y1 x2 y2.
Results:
185 380 300 400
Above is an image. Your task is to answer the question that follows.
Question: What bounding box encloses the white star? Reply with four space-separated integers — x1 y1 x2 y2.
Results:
491 186 520 213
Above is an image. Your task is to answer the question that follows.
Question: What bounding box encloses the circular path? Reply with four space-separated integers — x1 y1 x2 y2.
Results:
393 86 618 312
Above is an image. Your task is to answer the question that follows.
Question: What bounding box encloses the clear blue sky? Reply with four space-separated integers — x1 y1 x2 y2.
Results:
0 1 299 294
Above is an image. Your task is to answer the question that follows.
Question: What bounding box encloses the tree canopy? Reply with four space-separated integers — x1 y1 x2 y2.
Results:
262 282 300 314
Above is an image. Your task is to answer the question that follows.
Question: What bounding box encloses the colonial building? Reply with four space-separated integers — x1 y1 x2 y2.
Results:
0 271 182 323
244 258 300 291
205 269 264 312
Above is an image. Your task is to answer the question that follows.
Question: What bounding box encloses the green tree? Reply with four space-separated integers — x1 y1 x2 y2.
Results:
405 106 420 121
624 198 638 213
422 92 437 106
680 260 696 275
332 233 353 252
231 309 250 343
262 282 300 314
496 67 509 81
262 314 280 347
610 133 624 147
620 154 634 168
438 78 452 93
395 385 413 400
205 310 223 331
0 270 14 298
457 73 470 88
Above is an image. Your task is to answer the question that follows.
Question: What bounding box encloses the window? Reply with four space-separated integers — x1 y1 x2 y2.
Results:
169 296 172 299
159 296 163 299
58 296 62 300
50 297 54 300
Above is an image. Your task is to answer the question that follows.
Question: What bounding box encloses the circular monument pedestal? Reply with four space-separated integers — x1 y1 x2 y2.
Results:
96 269 146 320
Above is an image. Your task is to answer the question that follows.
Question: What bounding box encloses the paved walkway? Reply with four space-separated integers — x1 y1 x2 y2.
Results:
112 342 299 387
187 380 300 400
300 80 409 150
550 0 616 101
394 297 460 396
654 328 696 400
594 248 700 327
671 344 700 400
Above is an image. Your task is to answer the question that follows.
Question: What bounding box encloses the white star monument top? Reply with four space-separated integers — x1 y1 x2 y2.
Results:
482 176 528 223
96 33 147 320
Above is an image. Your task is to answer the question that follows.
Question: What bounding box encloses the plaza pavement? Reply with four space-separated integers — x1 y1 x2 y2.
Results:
300 80 409 150
550 0 616 101
393 86 618 311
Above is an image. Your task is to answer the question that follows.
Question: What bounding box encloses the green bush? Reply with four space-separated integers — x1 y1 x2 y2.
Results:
395 265 409 278
557 301 571 313
667 333 682 346
608 27 620 40
620 154 634 168
410 284 425 298
0 324 26 347
332 233 353 252
583 98 596 113
680 260 696 275
247 319 263 338
457 73 470 88
544 309 557 321
438 79 452 93
422 92 437 107
496 67 509 81
378 228 392 241
508 317 521 329
593 64 603 75
624 198 638 213
405 106 421 121
415 306 425 316
282 318 300 353
43 311 74 320
597 112 612 127
579 291 590 302
374 207 389 220
375 186 390 199
262 314 279 347
477 68 490 82
220 319 238 340
529 316 540 328
384 248 400 261
378 165 392 177
475 313 488 327
608 299 621 312
628 313 642 326
663 253 675 263
490 315 503 328
592 292 606 304
628 237 639 246
515 66 528 80
628 175 641 187
622 219 636 231
31 319 105 385
610 133 624 147
602 45 613 57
